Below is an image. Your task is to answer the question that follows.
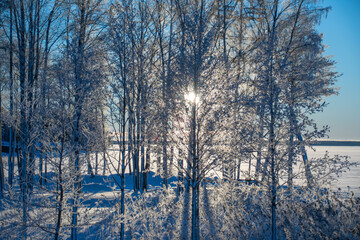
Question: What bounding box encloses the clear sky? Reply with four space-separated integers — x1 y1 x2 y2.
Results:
314 0 360 140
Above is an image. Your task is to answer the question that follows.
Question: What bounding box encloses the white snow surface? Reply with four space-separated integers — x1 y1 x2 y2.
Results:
307 146 360 196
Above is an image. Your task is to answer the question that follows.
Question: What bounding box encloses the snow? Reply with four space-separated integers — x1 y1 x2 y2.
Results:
1 145 359 239
307 146 360 196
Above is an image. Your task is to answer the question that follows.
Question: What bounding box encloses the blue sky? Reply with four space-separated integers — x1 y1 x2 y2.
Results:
314 0 360 140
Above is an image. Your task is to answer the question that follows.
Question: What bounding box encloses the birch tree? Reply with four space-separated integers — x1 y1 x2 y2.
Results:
249 1 338 238
64 0 107 237
172 0 234 238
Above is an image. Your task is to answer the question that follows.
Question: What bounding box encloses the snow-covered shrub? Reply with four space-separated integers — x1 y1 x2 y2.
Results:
208 181 271 239
278 189 360 239
208 180 360 240
94 188 181 239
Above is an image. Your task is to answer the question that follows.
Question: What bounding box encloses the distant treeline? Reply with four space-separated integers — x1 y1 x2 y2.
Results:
311 141 360 146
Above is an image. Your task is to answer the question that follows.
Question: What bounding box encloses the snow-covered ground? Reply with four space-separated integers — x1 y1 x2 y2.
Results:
105 144 360 195
307 146 360 196
1 146 359 239
2 144 358 195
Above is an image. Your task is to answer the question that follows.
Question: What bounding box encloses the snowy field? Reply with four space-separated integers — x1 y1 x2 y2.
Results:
307 146 360 196
2 145 359 195
1 145 359 239
99 144 360 195
104 144 360 195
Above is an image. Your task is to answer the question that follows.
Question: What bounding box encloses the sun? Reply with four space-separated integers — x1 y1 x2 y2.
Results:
185 91 200 103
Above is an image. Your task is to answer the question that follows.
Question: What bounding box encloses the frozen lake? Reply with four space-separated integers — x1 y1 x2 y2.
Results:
307 146 360 196
105 144 360 196
2 143 359 196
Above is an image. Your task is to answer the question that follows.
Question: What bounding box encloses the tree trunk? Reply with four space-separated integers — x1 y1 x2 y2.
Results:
0 71 3 198
177 149 184 194
143 144 150 191
71 0 86 237
54 134 65 240
287 132 294 190
190 101 199 240
39 0 55 187
8 0 14 189
15 0 29 237
101 107 106 176
120 81 127 240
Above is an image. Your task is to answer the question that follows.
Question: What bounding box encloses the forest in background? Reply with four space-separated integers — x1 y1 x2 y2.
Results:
0 0 359 239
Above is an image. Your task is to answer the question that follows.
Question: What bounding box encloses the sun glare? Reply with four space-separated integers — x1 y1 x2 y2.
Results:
185 91 200 103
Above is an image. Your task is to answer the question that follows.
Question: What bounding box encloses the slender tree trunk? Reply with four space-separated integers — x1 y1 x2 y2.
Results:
143 144 150 191
190 100 199 240
15 0 29 237
287 132 294 190
71 0 86 238
236 158 241 180
127 116 133 175
39 0 56 187
54 133 65 240
8 0 14 189
71 116 81 240
177 149 183 194
87 151 94 177
95 152 98 175
255 106 264 180
0 76 3 198
101 107 106 176
120 79 127 239
270 102 277 240
135 90 141 191
140 123 145 192
181 170 190 240
160 34 168 189
162 133 168 188
44 154 47 186
27 0 37 192
296 131 313 187
288 98 313 187
270 2 279 239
